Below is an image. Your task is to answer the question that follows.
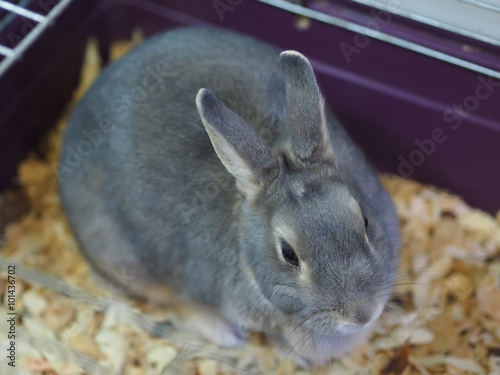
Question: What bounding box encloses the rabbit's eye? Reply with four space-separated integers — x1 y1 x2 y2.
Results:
363 214 369 229
281 241 300 268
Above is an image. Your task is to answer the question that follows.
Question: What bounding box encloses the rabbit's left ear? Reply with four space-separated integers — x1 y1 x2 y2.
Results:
196 89 280 199
279 51 335 166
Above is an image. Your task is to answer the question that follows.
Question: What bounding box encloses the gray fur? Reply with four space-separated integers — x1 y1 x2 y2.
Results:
59 26 400 367
279 51 334 165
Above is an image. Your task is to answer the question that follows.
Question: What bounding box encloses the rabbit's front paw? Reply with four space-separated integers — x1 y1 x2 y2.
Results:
171 302 249 348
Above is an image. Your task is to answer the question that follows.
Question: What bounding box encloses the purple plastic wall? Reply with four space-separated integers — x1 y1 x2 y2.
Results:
1 0 499 213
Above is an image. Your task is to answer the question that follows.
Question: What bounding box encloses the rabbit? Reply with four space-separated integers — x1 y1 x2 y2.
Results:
58 26 400 368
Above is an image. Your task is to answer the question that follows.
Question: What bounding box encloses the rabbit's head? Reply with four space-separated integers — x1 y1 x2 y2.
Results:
196 51 398 338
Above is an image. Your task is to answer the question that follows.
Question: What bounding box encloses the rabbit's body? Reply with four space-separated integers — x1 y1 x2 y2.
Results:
59 27 400 366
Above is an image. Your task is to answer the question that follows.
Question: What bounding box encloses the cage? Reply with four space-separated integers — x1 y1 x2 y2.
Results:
1 1 500 374
1 0 500 214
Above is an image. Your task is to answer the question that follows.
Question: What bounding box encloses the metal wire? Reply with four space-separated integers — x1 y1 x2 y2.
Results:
346 0 500 47
0 0 498 79
256 0 500 79
0 0 34 34
0 0 45 22
455 0 500 13
0 0 74 77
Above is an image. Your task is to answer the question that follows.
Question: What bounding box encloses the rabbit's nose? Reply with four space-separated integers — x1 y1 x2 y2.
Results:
337 303 384 335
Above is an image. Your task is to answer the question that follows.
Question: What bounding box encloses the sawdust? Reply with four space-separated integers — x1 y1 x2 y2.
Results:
1 35 499 375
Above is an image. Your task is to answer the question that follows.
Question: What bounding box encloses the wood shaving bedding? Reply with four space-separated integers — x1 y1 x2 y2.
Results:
1 35 499 375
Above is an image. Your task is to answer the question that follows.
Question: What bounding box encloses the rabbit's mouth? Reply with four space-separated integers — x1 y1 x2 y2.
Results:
333 324 364 336
331 318 378 336
314 325 364 337
274 324 374 368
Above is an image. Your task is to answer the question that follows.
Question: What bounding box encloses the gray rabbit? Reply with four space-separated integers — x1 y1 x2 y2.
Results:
59 27 400 367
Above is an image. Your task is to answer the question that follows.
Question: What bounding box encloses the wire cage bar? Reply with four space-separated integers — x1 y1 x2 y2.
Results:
257 0 500 79
0 0 73 77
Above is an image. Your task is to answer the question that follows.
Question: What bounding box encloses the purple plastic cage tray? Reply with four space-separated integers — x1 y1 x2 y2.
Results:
1 0 499 214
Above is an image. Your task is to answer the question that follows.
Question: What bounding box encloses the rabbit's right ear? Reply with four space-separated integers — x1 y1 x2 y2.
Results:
279 51 335 166
196 89 280 199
